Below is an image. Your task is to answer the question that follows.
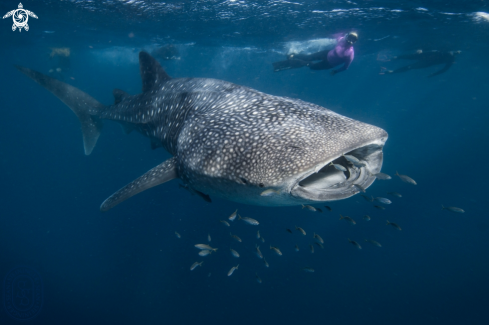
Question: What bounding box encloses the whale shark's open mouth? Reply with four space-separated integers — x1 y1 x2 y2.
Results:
291 142 384 202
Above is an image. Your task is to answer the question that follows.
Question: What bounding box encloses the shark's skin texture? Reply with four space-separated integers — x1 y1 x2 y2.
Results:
16 52 388 211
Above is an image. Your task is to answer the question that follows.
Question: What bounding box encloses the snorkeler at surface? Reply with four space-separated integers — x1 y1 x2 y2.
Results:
385 50 461 77
273 32 358 75
48 47 71 80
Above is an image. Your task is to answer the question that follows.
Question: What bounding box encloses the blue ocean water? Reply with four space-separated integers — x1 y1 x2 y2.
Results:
1 1 489 324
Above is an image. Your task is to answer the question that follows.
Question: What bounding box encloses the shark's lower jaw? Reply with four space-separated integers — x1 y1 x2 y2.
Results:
290 142 385 202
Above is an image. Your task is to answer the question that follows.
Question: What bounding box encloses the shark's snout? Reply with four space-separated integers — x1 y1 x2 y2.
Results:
290 135 387 203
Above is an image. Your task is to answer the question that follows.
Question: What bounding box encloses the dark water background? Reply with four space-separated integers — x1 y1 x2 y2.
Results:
1 1 489 324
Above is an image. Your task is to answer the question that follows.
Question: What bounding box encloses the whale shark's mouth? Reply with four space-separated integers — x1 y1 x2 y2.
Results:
291 142 384 202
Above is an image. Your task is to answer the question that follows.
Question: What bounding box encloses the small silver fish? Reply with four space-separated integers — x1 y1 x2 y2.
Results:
220 220 230 227
230 249 240 258
314 242 324 249
207 233 211 242
361 194 373 202
375 197 392 204
228 209 238 221
227 264 239 276
256 230 261 239
175 231 181 238
363 215 371 221
302 267 315 273
270 246 282 256
339 215 356 225
255 245 263 259
330 162 347 172
295 226 307 235
195 244 218 251
230 233 242 242
313 233 324 244
295 244 300 252
324 206 332 211
263 258 269 268
374 205 386 210
348 238 362 249
387 191 402 198
260 188 280 196
395 171 417 185
255 273 262 284
302 204 317 212
238 215 259 225
310 244 314 253
374 172 392 180
365 239 382 247
353 184 366 193
343 154 365 167
190 261 203 271
442 205 465 213
386 220 402 230
261 237 265 243
199 250 213 256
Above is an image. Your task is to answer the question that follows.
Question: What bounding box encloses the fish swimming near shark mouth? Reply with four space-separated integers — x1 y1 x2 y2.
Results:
16 51 388 211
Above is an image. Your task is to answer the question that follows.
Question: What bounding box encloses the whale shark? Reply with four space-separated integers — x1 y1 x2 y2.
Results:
16 52 388 211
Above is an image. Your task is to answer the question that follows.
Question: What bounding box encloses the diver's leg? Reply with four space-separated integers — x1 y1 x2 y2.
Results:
309 60 333 71
407 61 435 70
393 53 422 60
273 50 330 72
292 49 330 61
387 60 435 74
386 64 413 74
428 63 452 77
272 59 310 72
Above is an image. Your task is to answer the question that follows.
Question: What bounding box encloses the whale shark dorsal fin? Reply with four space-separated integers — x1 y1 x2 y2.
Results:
139 51 171 93
113 88 129 105
100 157 178 211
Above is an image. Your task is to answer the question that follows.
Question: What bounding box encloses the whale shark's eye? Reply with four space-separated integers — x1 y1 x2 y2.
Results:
259 183 264 188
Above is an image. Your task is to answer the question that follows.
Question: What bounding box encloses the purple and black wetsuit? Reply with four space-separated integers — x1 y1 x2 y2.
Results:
273 37 355 73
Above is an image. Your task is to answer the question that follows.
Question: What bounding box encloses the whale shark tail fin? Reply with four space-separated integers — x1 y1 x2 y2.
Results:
15 65 105 155
139 51 171 93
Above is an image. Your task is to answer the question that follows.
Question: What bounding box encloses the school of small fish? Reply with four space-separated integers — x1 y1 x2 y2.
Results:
179 167 465 283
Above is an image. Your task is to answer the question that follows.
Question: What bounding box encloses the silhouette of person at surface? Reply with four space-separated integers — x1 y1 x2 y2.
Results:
384 49 461 77
48 47 71 80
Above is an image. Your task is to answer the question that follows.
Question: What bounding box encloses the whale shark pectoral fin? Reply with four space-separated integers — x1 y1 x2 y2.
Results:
15 65 105 155
139 51 171 93
100 157 178 212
